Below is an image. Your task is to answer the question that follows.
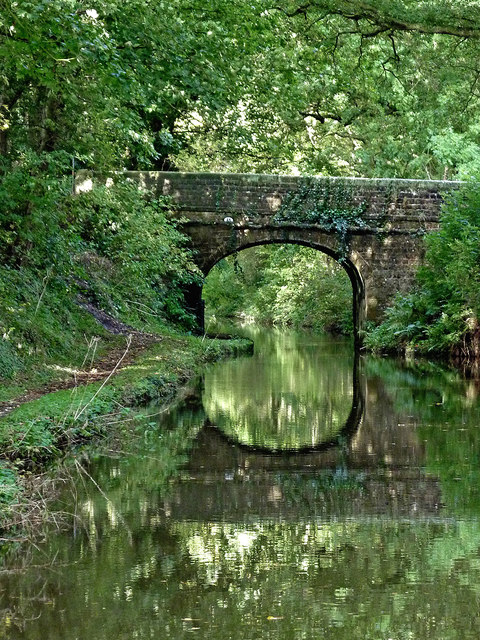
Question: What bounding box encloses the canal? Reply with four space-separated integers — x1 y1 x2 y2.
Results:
2 326 480 639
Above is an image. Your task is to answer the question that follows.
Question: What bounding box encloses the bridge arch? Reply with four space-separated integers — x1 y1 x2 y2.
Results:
76 170 461 341
199 238 365 343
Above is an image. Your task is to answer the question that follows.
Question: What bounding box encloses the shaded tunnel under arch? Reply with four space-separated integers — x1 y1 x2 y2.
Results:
186 239 365 346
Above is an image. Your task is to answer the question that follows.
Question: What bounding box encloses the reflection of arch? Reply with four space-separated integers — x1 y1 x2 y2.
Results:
202 351 364 456
189 237 365 345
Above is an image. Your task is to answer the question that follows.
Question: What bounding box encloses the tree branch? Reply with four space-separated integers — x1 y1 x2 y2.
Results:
274 1 480 39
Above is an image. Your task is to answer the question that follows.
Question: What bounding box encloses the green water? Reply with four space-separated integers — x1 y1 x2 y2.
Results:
3 327 480 639
202 329 357 450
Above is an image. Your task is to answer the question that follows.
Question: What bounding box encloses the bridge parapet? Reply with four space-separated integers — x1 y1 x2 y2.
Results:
118 171 461 233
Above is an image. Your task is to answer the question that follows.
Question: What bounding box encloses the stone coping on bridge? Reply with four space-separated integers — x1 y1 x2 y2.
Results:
75 170 464 224
129 171 464 189
75 169 464 192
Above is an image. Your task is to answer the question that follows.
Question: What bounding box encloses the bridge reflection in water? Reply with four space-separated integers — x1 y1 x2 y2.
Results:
161 328 441 522
203 329 361 453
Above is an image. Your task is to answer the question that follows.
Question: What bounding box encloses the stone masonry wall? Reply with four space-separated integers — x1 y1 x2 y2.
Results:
123 171 459 231
75 171 463 333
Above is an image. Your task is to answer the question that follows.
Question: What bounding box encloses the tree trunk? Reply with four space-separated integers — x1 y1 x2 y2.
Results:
0 129 7 156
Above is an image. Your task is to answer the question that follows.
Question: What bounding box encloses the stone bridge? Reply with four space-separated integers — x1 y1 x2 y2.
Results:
76 171 461 340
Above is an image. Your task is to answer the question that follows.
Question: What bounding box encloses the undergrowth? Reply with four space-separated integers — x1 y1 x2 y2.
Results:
365 182 480 358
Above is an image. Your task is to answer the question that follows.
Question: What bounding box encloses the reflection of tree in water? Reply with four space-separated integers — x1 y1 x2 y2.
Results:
202 331 355 450
5 502 480 640
367 357 480 516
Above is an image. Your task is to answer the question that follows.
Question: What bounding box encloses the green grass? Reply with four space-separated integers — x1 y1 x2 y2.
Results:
0 333 128 404
0 330 251 530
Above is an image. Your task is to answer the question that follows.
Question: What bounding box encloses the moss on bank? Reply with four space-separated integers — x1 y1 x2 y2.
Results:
0 330 252 533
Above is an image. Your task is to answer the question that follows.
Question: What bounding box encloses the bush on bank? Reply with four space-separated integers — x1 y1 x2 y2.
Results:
365 182 480 358
0 152 200 383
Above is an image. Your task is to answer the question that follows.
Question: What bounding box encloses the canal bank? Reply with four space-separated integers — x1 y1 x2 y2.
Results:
0 329 252 536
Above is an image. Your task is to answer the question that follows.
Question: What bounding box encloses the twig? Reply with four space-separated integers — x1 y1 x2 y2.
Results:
73 335 132 420
34 267 52 315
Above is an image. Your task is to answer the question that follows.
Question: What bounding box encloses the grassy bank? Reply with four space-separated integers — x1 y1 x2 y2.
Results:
0 329 252 534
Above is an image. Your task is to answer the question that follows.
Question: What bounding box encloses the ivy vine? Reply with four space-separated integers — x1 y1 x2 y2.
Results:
272 178 367 259
226 224 237 254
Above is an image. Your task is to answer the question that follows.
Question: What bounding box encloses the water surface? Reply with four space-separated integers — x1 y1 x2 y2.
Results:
202 328 357 450
2 327 480 639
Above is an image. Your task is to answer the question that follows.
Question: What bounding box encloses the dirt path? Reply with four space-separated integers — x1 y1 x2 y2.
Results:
0 303 162 419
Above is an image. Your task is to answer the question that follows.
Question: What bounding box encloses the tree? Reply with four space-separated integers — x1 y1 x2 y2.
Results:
2 0 480 177
176 1 480 178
